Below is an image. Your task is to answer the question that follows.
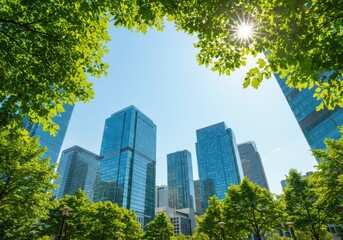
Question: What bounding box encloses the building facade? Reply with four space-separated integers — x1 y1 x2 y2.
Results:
156 185 168 208
93 106 156 227
155 206 196 236
275 75 343 153
167 150 195 210
194 180 202 215
237 141 269 190
24 104 74 166
54 145 99 200
196 122 243 211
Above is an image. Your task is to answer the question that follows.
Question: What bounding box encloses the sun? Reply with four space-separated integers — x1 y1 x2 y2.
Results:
238 23 253 40
229 15 257 45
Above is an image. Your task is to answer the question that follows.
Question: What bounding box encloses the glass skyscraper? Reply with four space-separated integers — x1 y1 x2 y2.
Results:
196 122 243 211
167 150 195 210
237 141 269 190
194 180 202 215
275 75 343 153
54 145 100 200
93 105 156 227
24 104 74 166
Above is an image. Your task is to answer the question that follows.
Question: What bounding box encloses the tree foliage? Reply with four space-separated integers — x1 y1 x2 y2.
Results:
0 127 57 239
158 0 343 110
2 0 342 133
144 212 174 240
195 196 226 240
38 190 143 240
0 0 164 132
312 131 343 225
223 178 284 240
283 169 336 240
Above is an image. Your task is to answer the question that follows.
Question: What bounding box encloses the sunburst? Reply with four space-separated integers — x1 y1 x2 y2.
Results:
229 15 257 46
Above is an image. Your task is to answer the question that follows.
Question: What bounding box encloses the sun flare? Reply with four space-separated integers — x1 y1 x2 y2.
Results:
238 23 253 39
230 15 257 45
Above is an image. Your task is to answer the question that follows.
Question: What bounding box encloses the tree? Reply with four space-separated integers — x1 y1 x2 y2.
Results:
312 132 343 225
0 0 165 132
196 195 244 240
2 0 342 133
158 0 343 110
189 232 209 240
120 207 144 240
283 169 336 240
38 189 92 240
267 234 291 240
38 190 143 240
195 196 223 240
223 178 284 240
0 127 57 239
144 212 174 240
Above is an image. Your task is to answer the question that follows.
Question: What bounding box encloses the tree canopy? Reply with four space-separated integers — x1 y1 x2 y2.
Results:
1 0 342 133
312 130 343 225
0 0 164 133
223 178 284 240
159 0 343 110
0 127 57 239
283 169 336 240
38 190 143 240
144 212 174 240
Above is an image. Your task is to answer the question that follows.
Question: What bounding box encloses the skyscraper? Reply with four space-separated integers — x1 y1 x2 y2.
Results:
196 122 243 211
94 105 156 226
167 150 195 210
24 104 74 166
194 180 202 215
275 75 343 152
237 141 269 190
54 145 100 200
156 185 168 208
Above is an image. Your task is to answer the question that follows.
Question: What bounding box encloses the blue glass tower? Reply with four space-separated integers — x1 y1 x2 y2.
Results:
237 141 269 190
54 145 99 200
196 122 243 211
24 104 74 166
275 76 343 153
94 105 156 227
167 150 195 210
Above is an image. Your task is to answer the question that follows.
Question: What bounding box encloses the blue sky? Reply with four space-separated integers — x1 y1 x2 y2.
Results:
61 22 316 194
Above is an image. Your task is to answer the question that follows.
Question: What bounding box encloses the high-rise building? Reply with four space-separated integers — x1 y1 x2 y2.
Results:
237 141 269 190
194 180 202 215
93 105 156 227
275 75 343 153
54 145 100 200
156 185 168 208
196 122 243 211
167 150 195 210
155 207 196 236
24 104 74 166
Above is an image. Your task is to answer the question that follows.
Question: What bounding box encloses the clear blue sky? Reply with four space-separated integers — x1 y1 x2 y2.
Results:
61 22 316 194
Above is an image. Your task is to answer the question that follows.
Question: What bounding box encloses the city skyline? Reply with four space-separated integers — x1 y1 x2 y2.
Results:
60 22 316 195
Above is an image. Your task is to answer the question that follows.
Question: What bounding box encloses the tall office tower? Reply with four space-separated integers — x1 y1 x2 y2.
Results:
94 105 156 227
167 150 195 210
196 122 243 211
24 104 74 166
275 76 343 152
194 180 202 215
54 145 100 200
156 185 168 208
237 141 270 190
